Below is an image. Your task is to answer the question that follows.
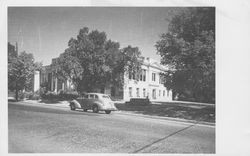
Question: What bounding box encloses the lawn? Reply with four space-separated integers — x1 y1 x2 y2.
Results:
115 102 215 123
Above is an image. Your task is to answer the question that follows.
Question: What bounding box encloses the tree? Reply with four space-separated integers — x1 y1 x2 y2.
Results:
155 8 215 103
57 27 142 93
8 51 40 101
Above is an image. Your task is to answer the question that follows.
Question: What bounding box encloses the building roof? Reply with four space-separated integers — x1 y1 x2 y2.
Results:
142 57 169 71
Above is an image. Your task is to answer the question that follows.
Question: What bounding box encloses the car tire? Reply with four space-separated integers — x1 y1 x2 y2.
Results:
105 110 111 114
92 105 99 113
70 103 76 110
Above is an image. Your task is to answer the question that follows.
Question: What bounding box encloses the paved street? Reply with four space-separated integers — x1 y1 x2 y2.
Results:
8 101 215 153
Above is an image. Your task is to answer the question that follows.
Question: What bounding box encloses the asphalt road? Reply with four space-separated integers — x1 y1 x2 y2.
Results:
8 101 215 153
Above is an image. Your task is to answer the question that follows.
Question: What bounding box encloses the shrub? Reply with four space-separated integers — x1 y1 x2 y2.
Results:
41 90 79 101
16 91 39 100
126 98 151 106
18 91 26 100
28 93 40 100
41 91 58 100
59 90 79 100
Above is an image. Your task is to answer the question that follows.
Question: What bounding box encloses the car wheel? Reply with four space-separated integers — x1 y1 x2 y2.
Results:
92 105 99 113
70 103 76 110
105 110 111 114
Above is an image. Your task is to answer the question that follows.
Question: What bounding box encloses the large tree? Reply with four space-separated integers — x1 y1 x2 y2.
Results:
8 50 40 101
155 8 215 103
57 27 142 93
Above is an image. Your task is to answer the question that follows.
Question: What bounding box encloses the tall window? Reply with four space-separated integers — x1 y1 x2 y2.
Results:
152 89 156 99
143 88 146 97
140 69 146 81
129 72 136 80
159 75 164 84
163 90 165 97
129 87 133 97
136 88 140 97
152 73 156 81
159 90 161 97
129 72 132 79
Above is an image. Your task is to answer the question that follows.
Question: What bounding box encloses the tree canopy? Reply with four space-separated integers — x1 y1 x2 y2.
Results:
57 27 142 93
8 45 41 100
155 7 215 103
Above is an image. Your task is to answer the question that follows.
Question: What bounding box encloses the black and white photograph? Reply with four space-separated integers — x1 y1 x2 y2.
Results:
2 0 250 155
7 6 215 153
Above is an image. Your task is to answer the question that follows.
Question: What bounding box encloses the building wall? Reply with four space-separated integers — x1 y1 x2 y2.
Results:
40 64 75 92
123 59 172 102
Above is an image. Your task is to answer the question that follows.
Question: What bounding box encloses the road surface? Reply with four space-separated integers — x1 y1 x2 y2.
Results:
8 101 215 153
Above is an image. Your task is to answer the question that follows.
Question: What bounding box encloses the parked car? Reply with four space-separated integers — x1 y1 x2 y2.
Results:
125 98 151 106
69 93 117 114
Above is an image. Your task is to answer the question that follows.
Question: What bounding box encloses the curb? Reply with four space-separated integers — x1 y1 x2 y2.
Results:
157 101 215 107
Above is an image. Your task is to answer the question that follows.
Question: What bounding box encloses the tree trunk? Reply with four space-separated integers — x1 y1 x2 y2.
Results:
15 89 19 101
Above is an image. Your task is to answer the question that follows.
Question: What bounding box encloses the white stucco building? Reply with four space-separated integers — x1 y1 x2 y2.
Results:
36 57 172 102
123 57 172 102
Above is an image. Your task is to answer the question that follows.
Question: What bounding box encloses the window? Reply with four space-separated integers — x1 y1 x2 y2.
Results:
140 69 146 81
152 73 156 81
132 73 136 80
129 72 135 80
143 88 146 97
129 87 133 97
136 88 140 97
159 90 161 97
143 69 146 81
167 90 169 97
129 72 132 79
159 75 164 84
152 89 156 99
163 90 165 97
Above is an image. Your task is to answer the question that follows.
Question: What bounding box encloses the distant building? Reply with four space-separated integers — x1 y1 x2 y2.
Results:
8 42 18 62
39 58 74 93
35 57 172 102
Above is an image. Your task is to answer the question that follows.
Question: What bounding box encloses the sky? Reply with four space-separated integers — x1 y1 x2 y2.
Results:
8 7 176 65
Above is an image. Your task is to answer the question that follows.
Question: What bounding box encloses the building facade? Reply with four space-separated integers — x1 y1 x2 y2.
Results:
123 57 172 102
38 58 74 93
36 57 172 102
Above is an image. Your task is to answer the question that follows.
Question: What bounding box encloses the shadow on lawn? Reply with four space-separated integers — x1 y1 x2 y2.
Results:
115 103 215 123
